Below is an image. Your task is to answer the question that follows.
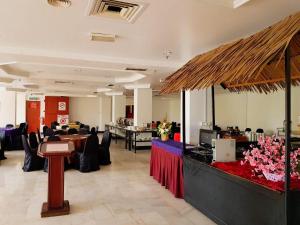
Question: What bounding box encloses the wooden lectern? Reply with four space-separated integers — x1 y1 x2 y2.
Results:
38 141 75 218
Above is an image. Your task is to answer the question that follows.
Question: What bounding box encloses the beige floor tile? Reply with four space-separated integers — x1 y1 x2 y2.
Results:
0 138 216 225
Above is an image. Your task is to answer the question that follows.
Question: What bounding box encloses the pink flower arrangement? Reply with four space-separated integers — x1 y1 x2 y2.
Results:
241 136 300 180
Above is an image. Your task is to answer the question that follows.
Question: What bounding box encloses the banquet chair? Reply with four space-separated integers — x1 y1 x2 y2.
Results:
90 127 97 135
78 128 88 135
50 121 59 129
0 129 6 160
68 128 78 135
5 124 14 129
29 132 39 149
37 128 42 143
61 125 69 130
76 135 100 172
99 130 112 165
256 128 264 133
42 126 48 136
43 135 62 172
44 128 55 137
54 129 67 135
22 135 44 172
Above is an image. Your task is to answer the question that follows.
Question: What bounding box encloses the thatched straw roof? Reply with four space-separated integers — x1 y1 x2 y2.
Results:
161 12 300 94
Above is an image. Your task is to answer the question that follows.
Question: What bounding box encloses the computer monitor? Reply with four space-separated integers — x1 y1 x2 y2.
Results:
199 129 217 147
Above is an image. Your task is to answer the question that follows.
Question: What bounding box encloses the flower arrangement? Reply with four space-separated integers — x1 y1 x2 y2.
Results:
157 122 172 141
241 136 300 181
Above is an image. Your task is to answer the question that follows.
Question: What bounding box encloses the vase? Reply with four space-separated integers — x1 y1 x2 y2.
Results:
263 171 284 182
161 134 169 141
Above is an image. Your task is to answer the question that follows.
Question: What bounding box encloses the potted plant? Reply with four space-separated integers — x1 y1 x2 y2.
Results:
157 122 172 141
241 136 300 182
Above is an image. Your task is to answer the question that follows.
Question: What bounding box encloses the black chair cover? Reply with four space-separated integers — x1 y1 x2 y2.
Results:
22 135 44 172
5 124 14 129
54 130 67 135
42 126 48 136
29 132 39 149
78 128 89 135
37 128 42 143
68 128 78 135
99 131 112 165
51 121 59 129
91 127 97 135
61 125 69 130
76 135 100 172
0 129 6 160
44 128 55 137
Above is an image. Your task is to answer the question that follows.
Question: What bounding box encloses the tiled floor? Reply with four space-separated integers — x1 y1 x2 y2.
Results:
0 138 216 225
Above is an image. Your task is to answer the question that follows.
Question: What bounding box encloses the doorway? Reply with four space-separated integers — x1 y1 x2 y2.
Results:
26 101 40 133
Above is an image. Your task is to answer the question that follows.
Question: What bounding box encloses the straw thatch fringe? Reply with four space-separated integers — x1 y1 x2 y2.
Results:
161 12 300 94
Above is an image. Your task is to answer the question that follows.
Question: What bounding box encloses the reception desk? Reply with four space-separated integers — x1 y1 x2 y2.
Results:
150 139 184 198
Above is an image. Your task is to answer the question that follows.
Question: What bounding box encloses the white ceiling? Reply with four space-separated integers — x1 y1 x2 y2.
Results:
0 0 299 96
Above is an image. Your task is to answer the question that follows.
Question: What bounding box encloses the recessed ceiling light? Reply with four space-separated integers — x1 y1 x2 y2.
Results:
47 0 71 8
105 91 123 96
91 33 116 42
96 88 111 92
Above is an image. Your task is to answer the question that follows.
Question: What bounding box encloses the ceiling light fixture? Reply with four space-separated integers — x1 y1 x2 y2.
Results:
96 88 112 92
47 0 71 8
105 91 123 96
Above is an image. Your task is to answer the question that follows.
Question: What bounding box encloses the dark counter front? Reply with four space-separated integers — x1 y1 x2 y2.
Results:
183 155 300 225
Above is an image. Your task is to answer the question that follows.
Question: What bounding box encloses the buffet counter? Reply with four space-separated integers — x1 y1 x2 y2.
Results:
183 155 300 225
105 124 154 153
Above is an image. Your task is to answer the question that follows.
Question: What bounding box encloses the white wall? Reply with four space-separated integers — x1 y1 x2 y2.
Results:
0 90 16 127
112 95 126 123
69 97 100 128
134 88 152 126
16 92 26 125
99 96 112 131
126 97 134 105
152 96 180 123
215 87 300 134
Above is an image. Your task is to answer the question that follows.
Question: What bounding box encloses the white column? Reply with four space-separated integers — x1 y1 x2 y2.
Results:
181 89 210 145
99 96 112 131
40 95 45 131
112 95 126 123
134 88 152 126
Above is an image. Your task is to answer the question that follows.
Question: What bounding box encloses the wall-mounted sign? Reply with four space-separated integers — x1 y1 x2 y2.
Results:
58 102 66 111
57 115 69 125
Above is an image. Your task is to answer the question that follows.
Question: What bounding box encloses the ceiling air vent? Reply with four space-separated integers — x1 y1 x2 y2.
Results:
125 67 147 72
87 0 147 23
54 81 74 85
47 0 71 8
91 33 116 42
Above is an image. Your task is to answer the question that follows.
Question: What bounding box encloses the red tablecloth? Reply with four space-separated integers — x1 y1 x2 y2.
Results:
150 141 184 198
212 161 300 192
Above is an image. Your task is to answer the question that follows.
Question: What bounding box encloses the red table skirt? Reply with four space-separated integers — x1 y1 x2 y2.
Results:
150 145 184 198
212 161 300 192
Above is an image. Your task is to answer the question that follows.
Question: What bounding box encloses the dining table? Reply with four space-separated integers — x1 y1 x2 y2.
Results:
58 135 88 152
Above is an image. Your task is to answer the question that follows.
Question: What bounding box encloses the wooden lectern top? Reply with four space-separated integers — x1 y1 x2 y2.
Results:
38 141 75 157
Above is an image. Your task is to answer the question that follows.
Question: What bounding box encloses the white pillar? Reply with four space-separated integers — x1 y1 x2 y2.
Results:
181 89 210 145
134 88 152 126
112 95 126 123
99 96 112 131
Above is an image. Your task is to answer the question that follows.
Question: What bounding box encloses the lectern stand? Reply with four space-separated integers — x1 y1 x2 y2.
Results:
38 141 74 218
